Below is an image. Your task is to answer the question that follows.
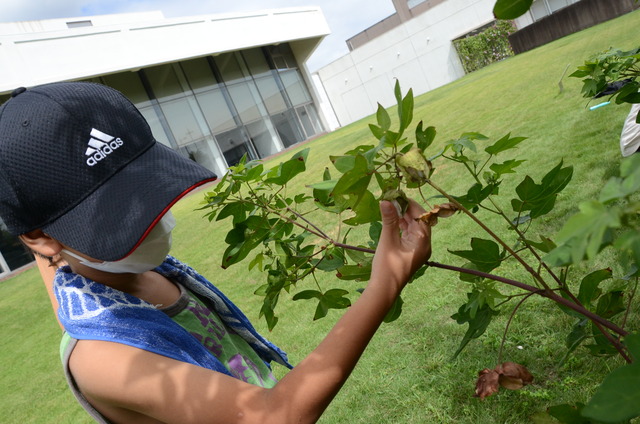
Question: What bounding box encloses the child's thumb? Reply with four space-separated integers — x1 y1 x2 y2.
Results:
379 201 400 238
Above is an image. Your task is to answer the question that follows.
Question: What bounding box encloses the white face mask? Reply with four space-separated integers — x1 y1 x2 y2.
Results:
62 212 176 274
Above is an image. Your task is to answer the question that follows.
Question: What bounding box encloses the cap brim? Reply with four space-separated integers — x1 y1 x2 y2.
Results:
43 143 216 261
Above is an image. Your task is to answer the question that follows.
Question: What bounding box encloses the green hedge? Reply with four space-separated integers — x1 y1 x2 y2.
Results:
453 20 516 74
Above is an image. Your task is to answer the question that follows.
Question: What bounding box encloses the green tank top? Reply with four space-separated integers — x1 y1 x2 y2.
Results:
161 283 277 387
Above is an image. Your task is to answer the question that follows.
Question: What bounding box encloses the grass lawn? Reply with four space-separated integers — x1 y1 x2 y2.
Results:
1 9 639 423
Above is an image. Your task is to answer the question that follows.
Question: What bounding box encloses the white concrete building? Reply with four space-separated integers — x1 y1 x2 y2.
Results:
315 0 579 127
0 8 330 276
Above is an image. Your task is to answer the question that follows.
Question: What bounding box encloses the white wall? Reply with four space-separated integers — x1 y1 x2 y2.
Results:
316 0 498 127
0 8 330 94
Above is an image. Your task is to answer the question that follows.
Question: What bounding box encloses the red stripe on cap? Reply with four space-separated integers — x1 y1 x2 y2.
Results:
120 177 217 259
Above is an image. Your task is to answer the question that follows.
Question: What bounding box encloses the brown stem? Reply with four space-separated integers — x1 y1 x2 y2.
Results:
426 179 553 292
426 261 629 339
333 242 375 254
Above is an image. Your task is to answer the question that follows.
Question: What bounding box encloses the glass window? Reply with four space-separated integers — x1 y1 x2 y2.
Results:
267 44 297 70
179 139 224 176
407 0 427 8
215 52 247 83
67 20 92 28
180 58 219 93
305 103 323 135
101 72 152 107
158 98 205 147
138 106 172 147
242 48 271 76
255 75 287 114
271 110 304 148
0 219 32 271
246 119 280 157
297 106 315 139
196 88 237 134
227 82 261 123
144 64 185 101
215 127 256 166
280 69 311 106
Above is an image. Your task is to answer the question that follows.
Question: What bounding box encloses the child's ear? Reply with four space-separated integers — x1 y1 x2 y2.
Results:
19 230 64 257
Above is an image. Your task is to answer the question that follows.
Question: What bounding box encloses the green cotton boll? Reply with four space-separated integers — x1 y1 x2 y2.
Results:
396 148 432 186
381 188 409 216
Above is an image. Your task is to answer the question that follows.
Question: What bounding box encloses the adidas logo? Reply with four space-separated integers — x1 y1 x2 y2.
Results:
85 128 124 166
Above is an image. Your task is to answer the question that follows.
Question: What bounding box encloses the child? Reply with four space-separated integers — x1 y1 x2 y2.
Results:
0 82 432 424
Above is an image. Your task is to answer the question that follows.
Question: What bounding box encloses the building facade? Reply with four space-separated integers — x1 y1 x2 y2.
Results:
314 0 583 127
0 8 330 276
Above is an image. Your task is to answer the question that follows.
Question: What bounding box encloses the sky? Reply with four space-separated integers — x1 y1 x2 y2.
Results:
0 0 397 71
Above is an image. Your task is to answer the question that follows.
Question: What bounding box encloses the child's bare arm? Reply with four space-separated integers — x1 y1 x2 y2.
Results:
69 200 432 424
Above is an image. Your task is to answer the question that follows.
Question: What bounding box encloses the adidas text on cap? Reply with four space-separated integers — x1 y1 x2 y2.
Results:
0 82 216 261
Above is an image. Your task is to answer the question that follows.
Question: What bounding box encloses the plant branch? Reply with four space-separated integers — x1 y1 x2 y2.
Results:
426 179 554 292
426 261 629 338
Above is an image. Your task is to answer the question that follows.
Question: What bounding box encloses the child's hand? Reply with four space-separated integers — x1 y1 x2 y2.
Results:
371 199 432 290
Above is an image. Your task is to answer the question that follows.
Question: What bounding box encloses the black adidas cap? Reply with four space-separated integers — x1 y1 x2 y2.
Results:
0 82 216 261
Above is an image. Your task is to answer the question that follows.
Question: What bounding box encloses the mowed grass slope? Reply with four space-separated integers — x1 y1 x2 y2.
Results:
1 10 639 423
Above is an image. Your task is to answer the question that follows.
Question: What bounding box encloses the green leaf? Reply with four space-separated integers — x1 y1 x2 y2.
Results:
484 133 527 155
524 236 556 253
595 290 625 319
415 122 436 151
451 302 499 358
264 148 309 185
336 263 372 281
368 221 383 247
582 334 640 422
383 295 404 323
248 253 264 271
399 88 414 133
545 201 621 266
547 403 591 424
314 298 330 320
566 319 589 352
292 290 322 301
333 155 373 211
313 246 345 272
448 133 482 154
577 268 612 308
614 230 640 269
376 103 391 130
215 201 248 224
330 154 356 173
513 161 573 218
598 154 640 204
221 217 271 269
493 0 534 19
490 159 526 178
627 333 640 358
449 238 504 273
312 289 351 320
394 79 403 108
343 189 381 225
369 124 385 140
616 81 640 104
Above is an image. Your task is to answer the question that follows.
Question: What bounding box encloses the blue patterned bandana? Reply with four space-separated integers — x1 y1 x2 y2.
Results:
54 256 291 375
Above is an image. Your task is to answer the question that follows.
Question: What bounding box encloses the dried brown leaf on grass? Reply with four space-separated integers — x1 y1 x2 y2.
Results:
474 362 534 400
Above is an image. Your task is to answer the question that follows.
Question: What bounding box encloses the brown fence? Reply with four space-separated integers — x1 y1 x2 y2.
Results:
508 0 640 54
